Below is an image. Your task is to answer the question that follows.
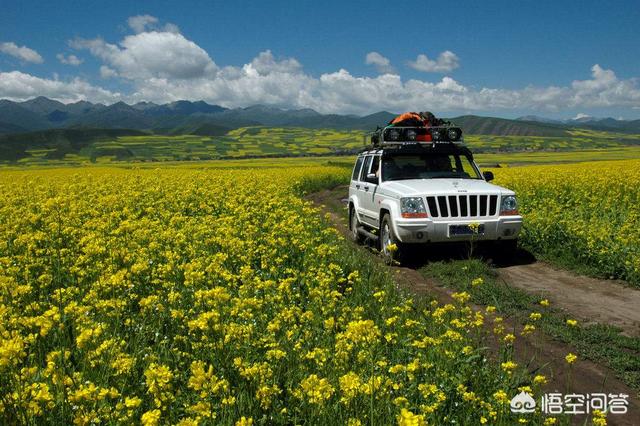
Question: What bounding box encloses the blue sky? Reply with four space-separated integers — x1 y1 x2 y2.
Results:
1 0 639 118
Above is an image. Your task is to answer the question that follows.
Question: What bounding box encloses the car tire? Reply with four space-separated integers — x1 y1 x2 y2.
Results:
380 213 404 264
349 205 364 244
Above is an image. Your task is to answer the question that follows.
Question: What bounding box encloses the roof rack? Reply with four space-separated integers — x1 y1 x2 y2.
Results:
367 125 464 147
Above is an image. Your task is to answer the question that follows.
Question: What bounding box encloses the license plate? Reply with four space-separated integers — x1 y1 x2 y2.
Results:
449 224 485 236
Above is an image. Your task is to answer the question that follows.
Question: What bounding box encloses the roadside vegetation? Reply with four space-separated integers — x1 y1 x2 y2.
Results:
420 259 640 392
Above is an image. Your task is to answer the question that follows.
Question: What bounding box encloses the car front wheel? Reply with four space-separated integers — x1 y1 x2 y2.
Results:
380 214 403 264
349 206 364 244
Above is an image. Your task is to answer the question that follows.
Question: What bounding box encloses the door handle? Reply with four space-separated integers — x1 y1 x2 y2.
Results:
364 186 369 191
355 184 360 189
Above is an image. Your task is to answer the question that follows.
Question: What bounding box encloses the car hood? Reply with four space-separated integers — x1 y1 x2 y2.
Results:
380 179 513 196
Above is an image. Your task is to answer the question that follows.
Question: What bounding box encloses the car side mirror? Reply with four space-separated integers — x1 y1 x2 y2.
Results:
366 173 378 184
483 171 494 182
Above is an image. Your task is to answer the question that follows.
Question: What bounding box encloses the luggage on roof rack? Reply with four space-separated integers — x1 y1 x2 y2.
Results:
367 111 463 147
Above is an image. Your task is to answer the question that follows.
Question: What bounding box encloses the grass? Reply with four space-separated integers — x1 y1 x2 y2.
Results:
420 258 640 392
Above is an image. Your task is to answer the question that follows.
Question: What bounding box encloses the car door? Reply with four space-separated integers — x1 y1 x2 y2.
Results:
354 155 372 224
349 155 364 207
359 154 381 227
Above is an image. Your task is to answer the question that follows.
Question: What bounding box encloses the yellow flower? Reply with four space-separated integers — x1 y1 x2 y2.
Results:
533 375 547 385
521 324 536 336
566 319 578 327
529 312 542 321
493 390 509 404
540 299 550 307
592 409 607 426
141 409 161 426
501 361 518 373
397 408 426 426
452 291 471 304
565 353 578 364
471 277 484 287
235 417 253 426
503 333 516 344
296 374 334 405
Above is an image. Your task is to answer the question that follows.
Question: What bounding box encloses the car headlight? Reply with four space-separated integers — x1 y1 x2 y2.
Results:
401 197 428 218
500 195 519 215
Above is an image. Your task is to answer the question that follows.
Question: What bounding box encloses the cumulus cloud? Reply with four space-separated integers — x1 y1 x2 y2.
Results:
56 53 83 65
0 70 119 103
99 65 118 79
408 51 459 73
365 52 395 74
0 41 44 63
71 31 217 80
127 15 180 34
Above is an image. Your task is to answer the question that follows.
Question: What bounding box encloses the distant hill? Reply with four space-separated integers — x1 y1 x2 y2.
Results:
1 97 639 139
517 114 640 134
449 115 569 137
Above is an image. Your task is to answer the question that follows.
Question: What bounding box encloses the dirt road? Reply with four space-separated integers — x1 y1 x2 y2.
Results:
499 264 640 337
309 185 640 425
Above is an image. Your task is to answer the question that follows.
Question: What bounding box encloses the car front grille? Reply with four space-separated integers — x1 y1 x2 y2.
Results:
426 194 498 218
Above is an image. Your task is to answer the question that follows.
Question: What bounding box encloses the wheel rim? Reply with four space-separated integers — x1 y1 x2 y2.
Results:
351 211 358 239
382 223 391 256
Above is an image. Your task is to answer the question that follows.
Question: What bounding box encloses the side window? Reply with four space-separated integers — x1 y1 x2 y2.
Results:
352 156 364 181
370 156 380 181
359 156 372 182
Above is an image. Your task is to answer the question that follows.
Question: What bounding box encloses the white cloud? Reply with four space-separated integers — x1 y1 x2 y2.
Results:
99 65 118 79
0 70 119 103
248 50 302 76
0 41 44 63
365 52 395 74
408 51 459 73
71 31 216 80
56 53 83 66
127 15 180 34
573 113 592 120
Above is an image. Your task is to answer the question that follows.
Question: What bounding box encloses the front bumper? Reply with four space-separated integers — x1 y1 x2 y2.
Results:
393 216 523 243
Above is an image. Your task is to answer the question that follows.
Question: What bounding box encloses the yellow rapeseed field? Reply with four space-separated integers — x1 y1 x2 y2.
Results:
0 164 555 425
493 159 640 284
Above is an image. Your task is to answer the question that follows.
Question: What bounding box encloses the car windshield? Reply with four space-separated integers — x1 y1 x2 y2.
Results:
381 153 481 181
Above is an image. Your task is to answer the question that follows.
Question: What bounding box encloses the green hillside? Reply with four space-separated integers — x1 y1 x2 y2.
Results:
2 126 640 166
451 115 568 136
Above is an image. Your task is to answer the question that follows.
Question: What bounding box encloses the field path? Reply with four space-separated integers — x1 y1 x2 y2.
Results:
308 185 640 425
498 263 640 337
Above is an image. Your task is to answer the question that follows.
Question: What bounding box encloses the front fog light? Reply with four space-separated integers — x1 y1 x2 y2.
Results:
401 197 428 218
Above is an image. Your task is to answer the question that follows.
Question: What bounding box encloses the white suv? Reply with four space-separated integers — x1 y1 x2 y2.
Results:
348 140 522 262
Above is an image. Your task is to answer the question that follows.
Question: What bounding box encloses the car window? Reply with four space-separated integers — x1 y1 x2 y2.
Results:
359 155 372 182
382 153 481 181
352 156 364 181
370 156 380 183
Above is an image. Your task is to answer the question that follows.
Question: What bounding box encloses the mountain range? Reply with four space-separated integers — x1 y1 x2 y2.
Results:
1 97 640 137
